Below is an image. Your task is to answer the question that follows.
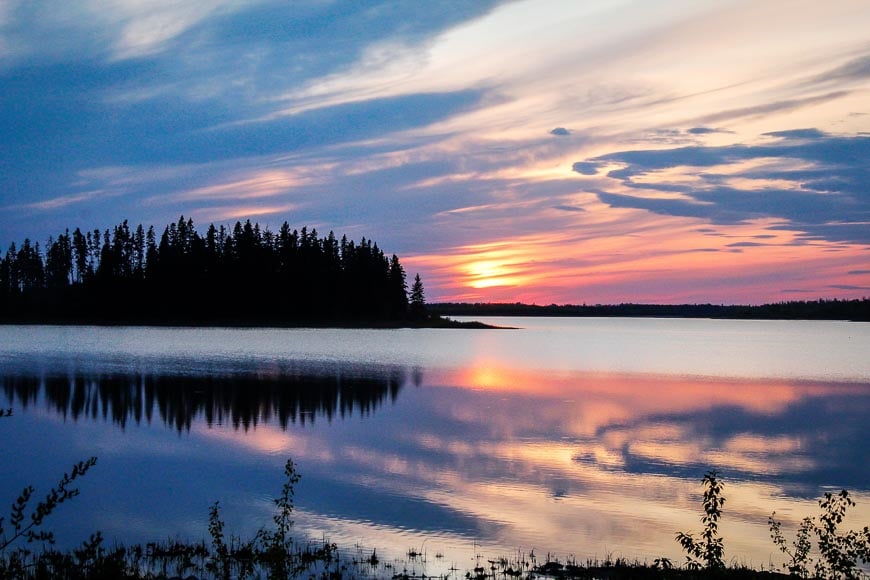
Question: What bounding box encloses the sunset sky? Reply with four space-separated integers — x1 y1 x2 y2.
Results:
1 0 868 304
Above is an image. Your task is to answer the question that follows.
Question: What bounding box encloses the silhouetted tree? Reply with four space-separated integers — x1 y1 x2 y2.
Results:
71 228 88 283
388 255 409 319
409 273 426 320
45 231 72 289
133 224 145 279
15 239 44 293
0 216 423 324
0 245 13 306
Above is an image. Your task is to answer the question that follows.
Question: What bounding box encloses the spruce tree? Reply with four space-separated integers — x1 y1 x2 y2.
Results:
409 273 426 320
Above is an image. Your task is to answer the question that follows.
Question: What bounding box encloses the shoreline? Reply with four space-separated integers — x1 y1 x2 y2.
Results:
0 315 507 330
430 298 870 322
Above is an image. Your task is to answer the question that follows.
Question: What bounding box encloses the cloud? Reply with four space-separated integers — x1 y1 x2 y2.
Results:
595 192 715 220
571 161 601 176
693 91 852 125
550 127 570 136
2 0 510 67
194 203 300 222
0 0 246 65
106 1 232 60
6 191 97 210
727 241 767 248
763 128 827 140
151 170 320 204
686 127 719 135
552 205 585 213
0 65 483 189
807 53 870 85
580 129 870 244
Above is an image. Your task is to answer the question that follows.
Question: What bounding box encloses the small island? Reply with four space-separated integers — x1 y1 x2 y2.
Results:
0 216 489 328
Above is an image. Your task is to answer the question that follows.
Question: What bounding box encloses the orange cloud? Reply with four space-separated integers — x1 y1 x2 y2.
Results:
406 204 870 304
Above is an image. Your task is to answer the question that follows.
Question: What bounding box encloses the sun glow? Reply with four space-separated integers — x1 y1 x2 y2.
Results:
465 259 522 288
407 206 870 304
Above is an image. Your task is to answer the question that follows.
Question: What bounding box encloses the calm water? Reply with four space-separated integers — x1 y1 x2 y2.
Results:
1 318 868 572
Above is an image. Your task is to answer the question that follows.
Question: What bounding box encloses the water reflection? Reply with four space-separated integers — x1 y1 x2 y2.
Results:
427 367 869 494
3 363 867 496
1 365 407 432
1 346 868 567
270 369 869 565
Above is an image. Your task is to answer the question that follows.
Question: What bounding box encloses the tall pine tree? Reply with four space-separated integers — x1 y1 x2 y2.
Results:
409 273 426 320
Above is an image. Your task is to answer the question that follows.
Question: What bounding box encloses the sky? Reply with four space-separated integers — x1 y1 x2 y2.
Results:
1 0 868 304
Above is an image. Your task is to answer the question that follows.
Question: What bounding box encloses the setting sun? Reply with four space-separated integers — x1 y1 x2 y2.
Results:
466 260 520 288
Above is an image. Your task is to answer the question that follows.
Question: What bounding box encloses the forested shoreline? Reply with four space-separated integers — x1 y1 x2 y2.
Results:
431 299 870 322
0 217 429 326
4 216 866 325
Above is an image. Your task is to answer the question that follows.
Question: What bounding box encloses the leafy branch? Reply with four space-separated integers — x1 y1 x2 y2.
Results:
676 469 726 570
770 489 870 579
256 458 302 577
0 457 98 551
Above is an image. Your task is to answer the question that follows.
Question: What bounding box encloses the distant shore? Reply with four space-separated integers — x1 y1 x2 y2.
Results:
430 298 870 322
4 297 868 327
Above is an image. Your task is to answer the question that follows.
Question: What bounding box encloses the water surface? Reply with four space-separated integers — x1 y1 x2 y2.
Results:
1 318 867 572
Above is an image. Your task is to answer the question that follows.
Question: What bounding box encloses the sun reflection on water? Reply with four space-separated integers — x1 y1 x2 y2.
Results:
184 363 869 567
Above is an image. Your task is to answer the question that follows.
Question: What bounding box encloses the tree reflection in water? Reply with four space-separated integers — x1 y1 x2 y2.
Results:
1 365 408 433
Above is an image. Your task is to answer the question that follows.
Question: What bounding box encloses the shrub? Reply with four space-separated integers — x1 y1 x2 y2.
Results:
676 469 726 570
770 489 870 579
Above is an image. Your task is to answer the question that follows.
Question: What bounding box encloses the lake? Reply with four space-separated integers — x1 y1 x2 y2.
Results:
1 318 868 573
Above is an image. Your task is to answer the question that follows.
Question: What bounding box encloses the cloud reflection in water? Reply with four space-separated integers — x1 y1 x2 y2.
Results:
2 358 867 567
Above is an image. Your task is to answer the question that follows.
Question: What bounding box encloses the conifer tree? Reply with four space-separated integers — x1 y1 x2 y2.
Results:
0 215 429 325
388 254 408 319
409 273 426 320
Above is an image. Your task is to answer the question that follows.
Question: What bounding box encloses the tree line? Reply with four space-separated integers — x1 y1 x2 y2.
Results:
431 299 870 321
0 216 427 324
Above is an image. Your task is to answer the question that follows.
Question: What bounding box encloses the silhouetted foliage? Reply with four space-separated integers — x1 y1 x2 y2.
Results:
409 272 427 320
770 490 870 579
4 463 830 578
676 470 726 571
0 455 344 579
0 216 422 325
0 457 98 554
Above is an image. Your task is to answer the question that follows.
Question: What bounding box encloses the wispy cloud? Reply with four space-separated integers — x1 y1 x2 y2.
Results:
805 51 870 86
194 203 300 223
150 169 322 205
8 189 115 211
692 91 853 126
